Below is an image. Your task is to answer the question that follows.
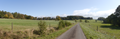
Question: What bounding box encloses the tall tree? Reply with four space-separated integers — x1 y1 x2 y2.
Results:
33 17 37 20
104 5 120 26
20 14 25 19
7 13 14 19
97 17 105 20
13 12 18 18
4 14 8 18
56 16 61 20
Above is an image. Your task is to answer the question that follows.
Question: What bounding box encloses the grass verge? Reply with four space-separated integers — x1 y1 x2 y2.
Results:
80 20 116 39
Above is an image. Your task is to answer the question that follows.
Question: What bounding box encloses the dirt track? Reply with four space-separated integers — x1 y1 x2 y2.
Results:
56 23 86 39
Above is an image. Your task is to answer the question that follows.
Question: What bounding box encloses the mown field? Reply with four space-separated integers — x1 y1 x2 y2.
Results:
80 20 120 39
0 18 75 31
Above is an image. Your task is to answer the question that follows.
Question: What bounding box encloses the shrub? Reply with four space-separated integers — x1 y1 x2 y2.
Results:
95 20 97 22
37 21 47 35
80 19 82 22
75 19 77 22
49 29 55 33
58 20 65 30
33 30 40 35
56 16 61 21
85 20 88 23
65 21 72 26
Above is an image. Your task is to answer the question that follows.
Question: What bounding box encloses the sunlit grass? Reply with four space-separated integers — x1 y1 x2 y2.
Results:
0 18 75 32
37 23 77 39
80 20 120 39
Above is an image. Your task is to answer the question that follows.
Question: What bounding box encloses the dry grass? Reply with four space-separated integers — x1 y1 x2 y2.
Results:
0 29 36 39
0 19 75 39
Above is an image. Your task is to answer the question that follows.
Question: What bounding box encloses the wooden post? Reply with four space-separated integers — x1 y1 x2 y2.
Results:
11 22 13 32
113 35 117 39
89 24 90 27
97 26 98 31
49 23 50 29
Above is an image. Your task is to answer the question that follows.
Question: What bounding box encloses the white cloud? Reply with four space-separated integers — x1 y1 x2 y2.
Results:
37 8 115 19
37 16 46 18
59 14 68 17
73 8 115 19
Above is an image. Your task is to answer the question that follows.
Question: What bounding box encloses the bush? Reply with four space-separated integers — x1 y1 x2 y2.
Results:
33 30 40 35
95 20 97 22
58 20 65 30
75 19 77 22
80 19 82 22
58 20 72 30
37 21 47 35
65 21 72 26
49 29 55 33
85 20 88 23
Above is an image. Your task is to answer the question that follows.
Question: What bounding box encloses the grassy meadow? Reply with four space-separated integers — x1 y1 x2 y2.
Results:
0 18 75 31
0 18 77 39
80 20 120 39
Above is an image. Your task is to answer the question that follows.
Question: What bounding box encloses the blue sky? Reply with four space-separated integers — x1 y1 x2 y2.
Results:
0 0 120 19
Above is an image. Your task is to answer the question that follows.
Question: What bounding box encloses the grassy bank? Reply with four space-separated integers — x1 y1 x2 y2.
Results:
0 18 76 39
80 20 119 39
37 23 77 39
0 18 75 31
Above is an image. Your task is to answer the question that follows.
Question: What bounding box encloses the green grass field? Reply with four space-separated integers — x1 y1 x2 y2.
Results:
80 20 120 39
0 18 75 31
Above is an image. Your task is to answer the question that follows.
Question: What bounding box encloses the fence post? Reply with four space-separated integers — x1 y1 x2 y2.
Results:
11 22 13 32
49 23 50 29
97 26 98 31
89 24 90 27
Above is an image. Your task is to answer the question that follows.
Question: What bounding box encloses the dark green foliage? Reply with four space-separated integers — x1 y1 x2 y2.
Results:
97 17 105 20
67 16 83 20
58 20 65 29
58 20 72 30
49 29 55 33
13 12 18 18
65 21 72 26
80 19 82 22
26 16 32 19
67 16 93 20
75 19 77 22
33 17 37 20
104 5 120 26
56 16 61 21
0 11 5 18
0 10 94 20
85 20 88 23
36 21 47 35
95 20 97 22
33 30 40 35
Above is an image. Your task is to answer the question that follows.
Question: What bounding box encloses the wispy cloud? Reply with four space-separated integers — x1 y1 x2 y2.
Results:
58 14 68 17
73 8 115 19
37 8 115 19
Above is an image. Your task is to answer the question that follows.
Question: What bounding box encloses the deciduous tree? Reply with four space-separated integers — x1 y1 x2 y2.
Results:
56 16 61 20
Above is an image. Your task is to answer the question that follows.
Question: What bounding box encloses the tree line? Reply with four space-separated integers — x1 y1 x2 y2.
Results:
0 10 93 20
38 16 93 20
103 5 120 26
0 10 37 20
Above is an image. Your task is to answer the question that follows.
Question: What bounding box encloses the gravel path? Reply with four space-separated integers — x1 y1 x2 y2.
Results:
56 23 86 39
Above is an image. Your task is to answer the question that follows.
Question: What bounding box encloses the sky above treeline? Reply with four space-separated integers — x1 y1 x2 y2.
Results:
0 0 120 19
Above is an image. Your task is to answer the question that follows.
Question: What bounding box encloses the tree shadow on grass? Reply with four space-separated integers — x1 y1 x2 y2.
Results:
100 25 120 30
